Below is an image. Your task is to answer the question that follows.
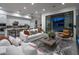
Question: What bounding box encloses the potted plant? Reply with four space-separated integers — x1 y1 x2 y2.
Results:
47 31 55 39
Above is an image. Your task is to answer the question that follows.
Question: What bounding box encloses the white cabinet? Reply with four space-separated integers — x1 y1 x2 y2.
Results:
0 14 7 23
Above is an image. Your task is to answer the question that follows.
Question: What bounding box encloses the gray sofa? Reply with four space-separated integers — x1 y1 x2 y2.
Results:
20 29 48 42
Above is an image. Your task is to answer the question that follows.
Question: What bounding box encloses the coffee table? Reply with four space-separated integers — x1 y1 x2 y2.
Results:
40 38 56 46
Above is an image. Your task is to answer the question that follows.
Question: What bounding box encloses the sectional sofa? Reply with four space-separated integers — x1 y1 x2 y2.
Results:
20 29 48 43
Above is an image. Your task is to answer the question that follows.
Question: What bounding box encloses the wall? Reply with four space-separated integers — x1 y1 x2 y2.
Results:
0 10 41 29
33 14 41 28
30 19 35 28
30 14 41 28
0 10 7 23
0 14 7 23
0 14 34 28
0 10 36 28
7 15 31 26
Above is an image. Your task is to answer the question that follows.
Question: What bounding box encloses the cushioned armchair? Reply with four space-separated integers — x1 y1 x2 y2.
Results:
55 28 73 41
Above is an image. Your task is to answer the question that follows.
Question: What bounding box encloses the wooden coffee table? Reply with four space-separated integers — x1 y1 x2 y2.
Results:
40 38 56 46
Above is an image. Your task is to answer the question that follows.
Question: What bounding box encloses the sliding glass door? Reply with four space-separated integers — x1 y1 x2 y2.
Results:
46 11 73 33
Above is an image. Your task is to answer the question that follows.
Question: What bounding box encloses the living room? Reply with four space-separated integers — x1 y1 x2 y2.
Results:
0 3 78 55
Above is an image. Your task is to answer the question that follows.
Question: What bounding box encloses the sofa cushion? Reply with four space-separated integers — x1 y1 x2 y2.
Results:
9 36 22 46
9 36 17 45
14 37 22 46
21 42 37 55
28 33 44 39
0 46 7 55
8 36 15 43
30 29 38 32
0 39 11 46
30 31 37 35
37 27 43 33
6 45 24 55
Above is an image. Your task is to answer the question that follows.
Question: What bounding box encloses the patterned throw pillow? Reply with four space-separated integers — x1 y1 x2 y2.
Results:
24 30 30 35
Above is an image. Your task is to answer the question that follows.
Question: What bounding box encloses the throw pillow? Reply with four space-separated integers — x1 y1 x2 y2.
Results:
0 39 11 46
21 42 37 55
8 36 15 44
24 30 30 35
9 36 22 46
14 37 22 46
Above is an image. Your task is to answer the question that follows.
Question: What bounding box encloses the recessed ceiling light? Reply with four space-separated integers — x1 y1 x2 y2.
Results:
35 11 38 14
24 15 31 19
43 8 46 11
12 13 21 17
27 14 30 16
61 3 65 5
24 7 27 9
16 11 20 13
32 3 34 5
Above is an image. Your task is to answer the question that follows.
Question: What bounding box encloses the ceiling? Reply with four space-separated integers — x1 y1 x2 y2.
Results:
0 3 78 18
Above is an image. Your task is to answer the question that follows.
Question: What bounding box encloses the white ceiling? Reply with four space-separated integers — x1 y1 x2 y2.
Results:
0 3 78 17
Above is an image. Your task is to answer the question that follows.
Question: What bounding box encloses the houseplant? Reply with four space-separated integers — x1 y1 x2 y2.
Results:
47 31 55 39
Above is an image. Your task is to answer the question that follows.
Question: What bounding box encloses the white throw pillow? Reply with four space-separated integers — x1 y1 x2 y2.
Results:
0 46 7 55
21 42 37 55
15 37 22 45
9 36 22 46
8 36 15 43
12 37 22 46
0 39 11 46
6 45 24 55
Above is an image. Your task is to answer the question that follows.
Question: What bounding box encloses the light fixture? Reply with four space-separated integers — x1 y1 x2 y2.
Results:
24 7 27 9
61 3 65 5
12 11 21 17
0 6 3 9
27 14 30 16
32 3 34 5
16 11 20 14
43 8 46 11
0 10 7 14
35 11 38 14
24 15 31 19
12 13 21 17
